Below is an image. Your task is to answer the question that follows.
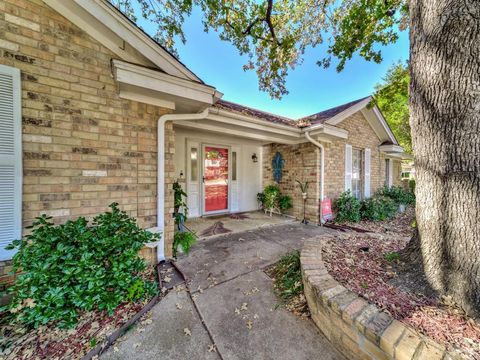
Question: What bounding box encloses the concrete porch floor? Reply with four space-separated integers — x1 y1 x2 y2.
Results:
183 211 295 239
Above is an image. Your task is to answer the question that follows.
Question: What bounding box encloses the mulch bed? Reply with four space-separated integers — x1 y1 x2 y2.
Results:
322 208 480 359
0 268 162 360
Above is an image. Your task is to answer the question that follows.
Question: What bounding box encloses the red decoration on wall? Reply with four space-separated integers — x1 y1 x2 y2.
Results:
321 198 333 221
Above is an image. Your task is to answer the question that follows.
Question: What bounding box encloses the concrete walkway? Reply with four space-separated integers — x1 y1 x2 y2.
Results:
102 223 345 360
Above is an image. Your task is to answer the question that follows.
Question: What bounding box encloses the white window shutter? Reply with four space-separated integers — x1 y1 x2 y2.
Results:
388 159 394 187
344 144 352 191
364 148 371 198
0 64 22 260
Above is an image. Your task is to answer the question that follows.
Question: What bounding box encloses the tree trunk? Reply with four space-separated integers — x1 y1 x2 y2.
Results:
409 0 480 317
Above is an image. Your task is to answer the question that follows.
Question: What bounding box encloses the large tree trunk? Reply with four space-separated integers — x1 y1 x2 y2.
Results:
409 0 480 317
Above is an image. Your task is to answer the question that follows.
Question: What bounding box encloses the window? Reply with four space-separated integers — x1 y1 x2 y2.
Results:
0 64 22 260
232 152 237 181
352 149 363 199
190 147 198 181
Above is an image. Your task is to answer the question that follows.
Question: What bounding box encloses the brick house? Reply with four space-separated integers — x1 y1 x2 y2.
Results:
0 0 408 279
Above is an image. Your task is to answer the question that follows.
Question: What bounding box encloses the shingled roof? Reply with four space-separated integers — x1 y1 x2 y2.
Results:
214 100 297 127
300 96 371 125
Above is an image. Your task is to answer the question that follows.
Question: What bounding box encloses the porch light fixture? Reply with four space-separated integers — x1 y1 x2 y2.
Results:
252 153 258 163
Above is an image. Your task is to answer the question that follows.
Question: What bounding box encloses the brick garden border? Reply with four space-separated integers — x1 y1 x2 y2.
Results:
300 238 454 360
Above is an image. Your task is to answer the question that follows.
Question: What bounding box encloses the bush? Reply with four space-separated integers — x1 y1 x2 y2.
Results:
334 191 361 223
377 185 415 205
172 231 197 259
3 203 158 328
271 251 303 301
279 195 293 211
409 179 416 194
258 185 292 214
360 196 398 221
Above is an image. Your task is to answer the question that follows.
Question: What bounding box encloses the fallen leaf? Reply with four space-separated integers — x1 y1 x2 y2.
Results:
176 303 183 310
133 343 141 349
208 344 217 353
246 320 253 330
184 328 192 336
241 303 248 311
164 276 172 283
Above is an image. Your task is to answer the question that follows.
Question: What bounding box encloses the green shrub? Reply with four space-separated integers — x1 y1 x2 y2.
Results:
409 179 416 194
263 184 281 210
279 195 293 211
334 191 361 223
360 196 398 221
272 251 303 301
384 252 401 262
3 203 158 329
172 231 197 259
377 185 415 205
258 185 293 214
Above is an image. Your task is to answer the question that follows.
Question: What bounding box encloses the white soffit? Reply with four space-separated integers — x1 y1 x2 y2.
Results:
43 0 201 82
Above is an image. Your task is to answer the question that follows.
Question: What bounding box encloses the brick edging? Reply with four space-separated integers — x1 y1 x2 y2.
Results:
300 238 453 360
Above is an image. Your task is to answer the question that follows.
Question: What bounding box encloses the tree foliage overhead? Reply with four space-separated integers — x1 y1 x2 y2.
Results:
373 61 411 153
109 0 408 98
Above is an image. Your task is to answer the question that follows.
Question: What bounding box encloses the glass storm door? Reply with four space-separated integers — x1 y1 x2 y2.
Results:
203 146 229 213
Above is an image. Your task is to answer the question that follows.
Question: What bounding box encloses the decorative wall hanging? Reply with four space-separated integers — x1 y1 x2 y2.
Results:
272 152 285 183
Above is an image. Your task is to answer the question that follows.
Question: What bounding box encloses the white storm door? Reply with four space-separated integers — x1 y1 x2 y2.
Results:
186 140 200 218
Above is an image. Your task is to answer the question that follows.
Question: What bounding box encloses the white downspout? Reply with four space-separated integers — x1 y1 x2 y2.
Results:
305 131 325 224
157 108 210 262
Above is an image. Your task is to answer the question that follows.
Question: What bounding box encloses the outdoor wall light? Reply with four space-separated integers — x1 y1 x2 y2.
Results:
252 153 258 163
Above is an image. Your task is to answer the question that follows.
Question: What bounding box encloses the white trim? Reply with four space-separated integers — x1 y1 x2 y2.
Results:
113 60 217 106
372 106 398 146
344 144 353 192
364 148 371 198
157 109 210 261
44 0 202 82
201 144 231 216
323 97 372 126
0 64 22 260
118 90 176 110
176 120 301 144
307 124 349 139
378 144 404 153
212 108 302 137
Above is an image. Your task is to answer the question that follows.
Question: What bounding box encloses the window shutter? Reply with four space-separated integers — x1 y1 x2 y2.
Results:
344 144 352 191
388 159 394 187
364 148 371 198
0 64 22 260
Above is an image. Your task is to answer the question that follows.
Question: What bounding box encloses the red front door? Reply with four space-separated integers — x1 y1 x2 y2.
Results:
204 146 229 212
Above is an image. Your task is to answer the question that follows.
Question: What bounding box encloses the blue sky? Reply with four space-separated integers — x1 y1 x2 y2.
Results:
143 7 409 119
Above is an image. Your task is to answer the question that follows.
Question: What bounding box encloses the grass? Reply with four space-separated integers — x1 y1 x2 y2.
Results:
271 251 303 301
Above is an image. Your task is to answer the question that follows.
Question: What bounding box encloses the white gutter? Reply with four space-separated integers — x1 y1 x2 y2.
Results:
305 132 325 224
157 108 210 261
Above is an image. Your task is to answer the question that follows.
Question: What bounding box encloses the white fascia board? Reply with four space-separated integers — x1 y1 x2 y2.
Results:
212 108 302 134
379 144 404 153
208 110 301 139
45 0 201 82
113 60 216 105
324 97 372 126
307 124 348 139
177 121 301 144
372 105 398 145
